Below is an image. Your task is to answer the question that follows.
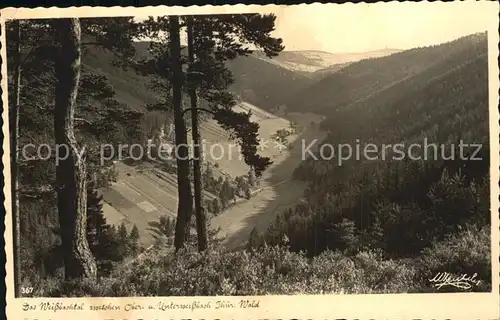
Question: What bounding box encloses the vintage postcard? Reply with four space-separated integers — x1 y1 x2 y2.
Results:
1 1 499 319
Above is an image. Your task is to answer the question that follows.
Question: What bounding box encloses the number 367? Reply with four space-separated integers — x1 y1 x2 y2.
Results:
21 287 34 294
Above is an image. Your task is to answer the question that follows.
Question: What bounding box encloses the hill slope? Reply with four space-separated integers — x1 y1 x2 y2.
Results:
83 43 315 113
82 45 159 111
226 49 401 111
266 32 490 260
83 42 401 115
282 33 487 116
225 55 315 111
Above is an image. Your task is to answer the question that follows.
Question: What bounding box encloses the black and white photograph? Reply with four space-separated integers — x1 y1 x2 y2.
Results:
1 1 499 319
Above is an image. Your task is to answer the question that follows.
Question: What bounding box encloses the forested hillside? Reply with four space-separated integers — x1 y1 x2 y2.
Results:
283 33 487 116
82 43 402 116
262 32 490 287
84 42 315 114
12 19 153 281
224 49 401 111
225 55 314 111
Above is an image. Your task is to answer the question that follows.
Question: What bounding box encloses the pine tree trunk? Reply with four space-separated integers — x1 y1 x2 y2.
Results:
170 16 193 250
11 20 22 297
187 17 208 251
53 18 97 280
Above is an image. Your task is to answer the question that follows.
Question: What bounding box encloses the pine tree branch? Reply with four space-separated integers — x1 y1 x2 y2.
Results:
81 42 101 46
74 117 93 125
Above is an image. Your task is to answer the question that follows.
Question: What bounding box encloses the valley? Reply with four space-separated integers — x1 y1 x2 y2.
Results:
87 42 338 249
97 33 487 252
101 99 324 249
10 9 494 298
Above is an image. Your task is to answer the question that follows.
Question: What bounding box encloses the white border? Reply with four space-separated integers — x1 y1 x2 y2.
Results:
1 2 499 319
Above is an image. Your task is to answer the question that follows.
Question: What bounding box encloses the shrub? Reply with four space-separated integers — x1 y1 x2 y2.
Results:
415 224 491 292
43 245 418 296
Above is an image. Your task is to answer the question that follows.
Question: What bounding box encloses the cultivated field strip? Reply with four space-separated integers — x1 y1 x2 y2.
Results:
101 101 323 249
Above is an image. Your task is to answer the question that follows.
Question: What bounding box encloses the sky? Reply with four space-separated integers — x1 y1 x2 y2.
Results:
134 1 495 54
260 2 493 52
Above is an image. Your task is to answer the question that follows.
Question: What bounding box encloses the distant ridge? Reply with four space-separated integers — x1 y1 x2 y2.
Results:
252 48 401 73
282 32 487 116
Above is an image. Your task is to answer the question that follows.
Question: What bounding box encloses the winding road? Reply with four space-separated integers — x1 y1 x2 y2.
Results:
210 177 305 249
119 109 325 265
210 113 325 249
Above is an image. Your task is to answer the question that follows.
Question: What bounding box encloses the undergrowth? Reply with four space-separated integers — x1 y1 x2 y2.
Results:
32 224 490 297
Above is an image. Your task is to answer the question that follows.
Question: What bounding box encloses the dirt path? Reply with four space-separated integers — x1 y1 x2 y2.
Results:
209 110 325 250
210 178 305 250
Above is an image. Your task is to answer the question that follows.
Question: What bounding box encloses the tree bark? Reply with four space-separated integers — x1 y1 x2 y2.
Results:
187 17 208 252
53 18 97 280
170 16 193 250
10 20 22 297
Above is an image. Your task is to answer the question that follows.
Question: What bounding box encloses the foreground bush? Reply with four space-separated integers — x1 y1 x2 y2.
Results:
36 221 491 297
41 245 416 297
414 224 491 292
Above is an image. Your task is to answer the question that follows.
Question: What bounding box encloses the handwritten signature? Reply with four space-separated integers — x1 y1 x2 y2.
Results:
429 272 482 290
